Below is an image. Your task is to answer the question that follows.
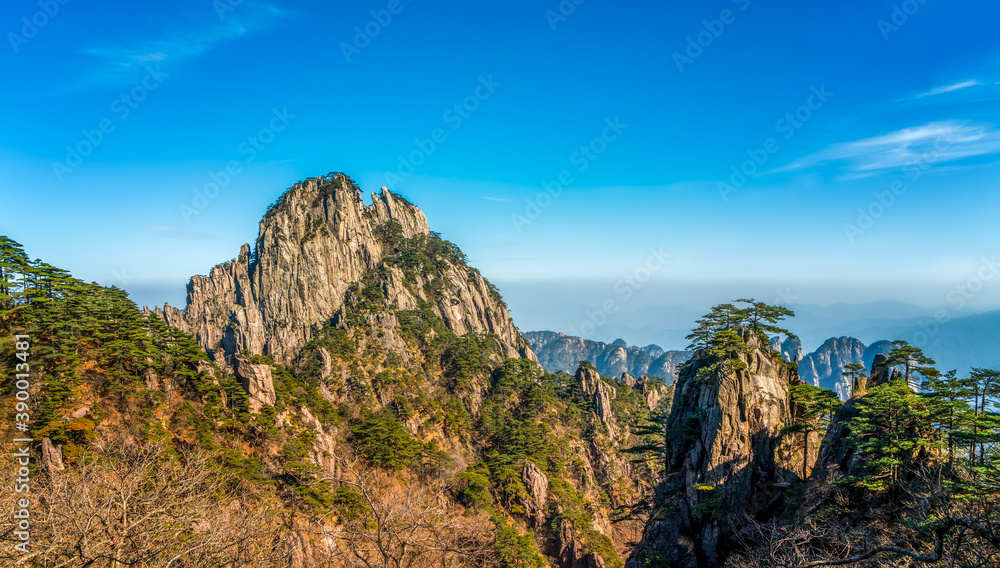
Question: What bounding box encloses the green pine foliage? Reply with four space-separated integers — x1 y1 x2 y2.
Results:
784 383 841 478
685 299 796 381
841 342 1000 497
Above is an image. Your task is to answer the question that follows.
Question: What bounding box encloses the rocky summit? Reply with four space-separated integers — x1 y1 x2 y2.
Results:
156 173 534 370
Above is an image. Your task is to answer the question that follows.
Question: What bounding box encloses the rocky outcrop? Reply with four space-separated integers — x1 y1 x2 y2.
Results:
235 356 277 413
157 173 534 371
797 338 894 399
637 376 670 411
627 330 806 568
550 522 607 568
621 372 637 388
527 331 690 383
869 352 903 387
521 463 549 526
577 364 617 437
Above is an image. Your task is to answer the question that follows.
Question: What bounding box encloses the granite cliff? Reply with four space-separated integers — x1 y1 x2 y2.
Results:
797 337 893 398
157 173 534 370
626 330 807 568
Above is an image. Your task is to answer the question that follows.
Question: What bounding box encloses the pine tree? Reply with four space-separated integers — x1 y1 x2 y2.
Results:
922 370 972 473
965 368 1000 466
885 340 937 391
842 362 868 397
623 407 671 477
844 379 939 491
734 298 797 342
785 383 841 478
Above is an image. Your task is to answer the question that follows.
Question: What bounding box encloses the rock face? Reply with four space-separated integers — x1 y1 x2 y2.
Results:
158 174 534 371
577 364 617 437
627 330 806 568
797 337 894 399
638 376 670 411
869 352 903 387
235 356 277 413
521 463 549 526
771 336 802 362
526 331 690 383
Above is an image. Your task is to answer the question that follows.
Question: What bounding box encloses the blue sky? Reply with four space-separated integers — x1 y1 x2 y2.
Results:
2 0 1000 345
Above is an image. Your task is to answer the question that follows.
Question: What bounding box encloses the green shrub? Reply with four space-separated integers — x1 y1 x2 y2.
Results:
351 410 421 471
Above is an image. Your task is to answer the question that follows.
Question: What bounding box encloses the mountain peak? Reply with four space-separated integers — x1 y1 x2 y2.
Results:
157 172 530 369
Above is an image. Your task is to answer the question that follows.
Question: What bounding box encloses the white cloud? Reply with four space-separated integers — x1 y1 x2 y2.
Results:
917 80 984 98
771 120 1000 175
79 1 288 86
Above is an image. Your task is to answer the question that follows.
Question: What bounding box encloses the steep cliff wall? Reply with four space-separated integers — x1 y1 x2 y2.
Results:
627 330 806 568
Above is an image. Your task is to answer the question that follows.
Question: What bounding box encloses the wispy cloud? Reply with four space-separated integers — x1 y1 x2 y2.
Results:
917 80 983 98
771 120 1000 175
79 1 289 87
482 196 512 202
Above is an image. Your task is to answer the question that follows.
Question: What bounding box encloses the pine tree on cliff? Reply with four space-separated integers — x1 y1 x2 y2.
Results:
965 368 1000 466
844 378 940 491
685 299 796 378
884 340 937 391
842 362 868 396
923 369 971 473
785 383 840 479
734 298 797 341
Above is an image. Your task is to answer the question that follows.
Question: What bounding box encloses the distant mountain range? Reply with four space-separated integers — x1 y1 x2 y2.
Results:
529 308 1000 399
795 338 894 399
523 331 690 383
499 287 1000 356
